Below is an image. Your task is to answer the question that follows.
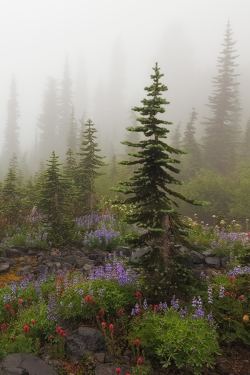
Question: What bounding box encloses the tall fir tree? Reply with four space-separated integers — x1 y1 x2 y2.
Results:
37 76 58 160
37 151 77 246
58 56 73 158
0 167 22 225
202 21 241 174
170 121 182 149
3 75 20 173
74 52 88 121
181 108 203 180
242 117 250 160
76 119 107 214
67 106 78 154
111 63 207 272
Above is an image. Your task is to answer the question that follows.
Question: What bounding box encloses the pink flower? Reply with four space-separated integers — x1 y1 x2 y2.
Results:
229 276 234 284
96 316 100 319
136 339 140 347
11 310 15 314
86 295 91 303
115 369 121 374
225 292 230 297
18 299 22 306
136 292 142 298
102 322 106 328
31 320 35 324
154 305 158 312
99 309 104 315
109 324 114 332
50 335 53 340
239 295 244 300
118 309 123 317
23 325 29 336
6 304 10 311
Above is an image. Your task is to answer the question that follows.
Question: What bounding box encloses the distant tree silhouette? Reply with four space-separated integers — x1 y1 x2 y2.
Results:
67 106 78 154
181 108 203 180
202 21 241 174
242 117 250 160
3 75 20 171
37 76 58 160
58 56 73 157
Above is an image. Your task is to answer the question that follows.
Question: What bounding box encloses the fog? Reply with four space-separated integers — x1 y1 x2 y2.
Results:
0 0 250 172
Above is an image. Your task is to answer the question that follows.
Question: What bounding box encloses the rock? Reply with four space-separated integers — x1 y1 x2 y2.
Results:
0 264 10 273
94 363 132 375
0 352 58 375
221 256 231 268
66 327 107 362
205 257 221 268
189 250 205 264
130 247 151 263
202 249 214 257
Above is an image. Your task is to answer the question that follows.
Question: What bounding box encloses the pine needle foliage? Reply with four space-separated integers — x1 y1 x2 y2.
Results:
111 63 208 272
37 151 77 247
76 119 107 214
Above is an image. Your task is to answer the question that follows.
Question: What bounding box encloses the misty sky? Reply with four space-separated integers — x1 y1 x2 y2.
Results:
0 0 250 157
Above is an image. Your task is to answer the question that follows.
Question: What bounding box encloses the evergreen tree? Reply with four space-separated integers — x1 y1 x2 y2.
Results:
0 168 22 225
58 56 73 157
37 151 77 246
67 106 78 153
202 21 241 174
37 76 58 160
170 121 182 149
181 108 203 180
3 75 20 171
242 117 250 160
111 63 207 271
76 119 107 214
9 153 19 175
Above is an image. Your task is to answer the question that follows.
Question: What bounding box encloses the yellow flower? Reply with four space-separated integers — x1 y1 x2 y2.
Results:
243 315 249 323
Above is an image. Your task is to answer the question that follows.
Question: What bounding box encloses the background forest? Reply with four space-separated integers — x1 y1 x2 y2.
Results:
0 22 250 229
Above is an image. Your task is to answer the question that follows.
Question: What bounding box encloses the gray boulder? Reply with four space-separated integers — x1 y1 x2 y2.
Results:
205 256 221 268
130 247 151 263
66 327 107 362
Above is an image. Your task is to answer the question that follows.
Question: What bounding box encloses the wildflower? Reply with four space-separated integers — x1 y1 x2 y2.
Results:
50 336 53 340
136 319 140 322
136 339 140 346
23 325 29 336
99 309 104 315
225 292 230 297
137 358 143 365
102 322 106 328
154 305 159 312
118 309 123 316
31 320 35 324
28 297 31 301
96 316 100 319
86 295 91 304
229 276 234 284
11 310 15 314
6 304 10 312
1 324 7 334
115 369 121 374
239 295 244 300
109 324 114 332
136 292 142 298
36 342 41 347
243 315 249 323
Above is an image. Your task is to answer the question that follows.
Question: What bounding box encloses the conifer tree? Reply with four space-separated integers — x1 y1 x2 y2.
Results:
111 63 207 271
76 119 107 214
58 56 73 157
3 76 20 171
67 106 78 154
0 168 22 225
242 117 250 160
37 77 58 160
170 121 182 161
37 151 77 246
181 108 203 180
202 21 241 174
